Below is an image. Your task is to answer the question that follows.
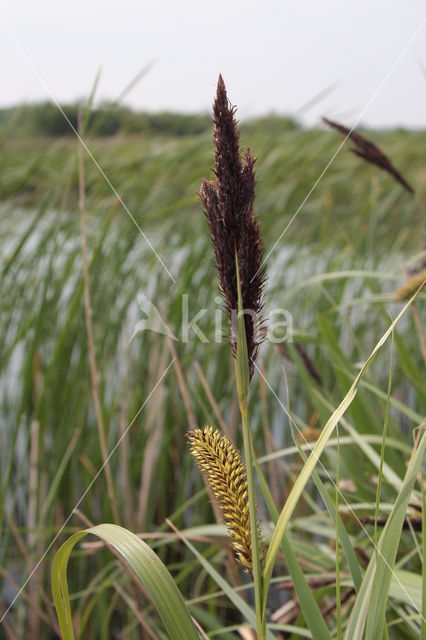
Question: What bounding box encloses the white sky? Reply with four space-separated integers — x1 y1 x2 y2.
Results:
2 1 426 127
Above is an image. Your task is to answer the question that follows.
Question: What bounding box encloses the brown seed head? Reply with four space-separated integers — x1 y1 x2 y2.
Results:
200 75 266 378
322 116 414 194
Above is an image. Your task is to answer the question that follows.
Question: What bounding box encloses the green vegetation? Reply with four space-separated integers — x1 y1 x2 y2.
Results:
0 103 213 138
0 102 425 638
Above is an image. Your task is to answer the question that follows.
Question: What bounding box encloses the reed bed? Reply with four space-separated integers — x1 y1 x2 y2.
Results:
0 90 425 639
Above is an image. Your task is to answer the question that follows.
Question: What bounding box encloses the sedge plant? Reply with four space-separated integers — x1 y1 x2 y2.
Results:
49 76 426 640
198 74 266 637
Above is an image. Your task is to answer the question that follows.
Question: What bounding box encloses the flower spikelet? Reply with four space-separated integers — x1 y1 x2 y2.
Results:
394 271 426 302
187 426 262 572
200 75 266 379
322 116 414 194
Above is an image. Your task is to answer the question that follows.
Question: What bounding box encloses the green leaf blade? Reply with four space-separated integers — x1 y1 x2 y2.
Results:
262 290 422 612
51 523 199 640
344 429 426 639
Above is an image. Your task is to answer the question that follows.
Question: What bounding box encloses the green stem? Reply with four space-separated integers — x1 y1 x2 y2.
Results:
336 425 342 640
422 478 426 640
374 334 394 555
374 334 393 640
234 250 264 638
240 403 264 639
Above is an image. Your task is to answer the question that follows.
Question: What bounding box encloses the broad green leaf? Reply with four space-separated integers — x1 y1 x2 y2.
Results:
51 523 199 640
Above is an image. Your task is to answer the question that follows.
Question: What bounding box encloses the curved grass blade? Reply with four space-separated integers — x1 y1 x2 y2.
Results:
255 461 333 640
313 393 404 493
422 479 426 640
389 570 422 611
279 402 363 593
168 519 275 640
262 289 422 614
51 523 199 640
344 428 426 639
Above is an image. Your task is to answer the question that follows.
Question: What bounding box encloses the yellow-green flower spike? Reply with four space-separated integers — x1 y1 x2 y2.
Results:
187 426 263 572
394 271 426 302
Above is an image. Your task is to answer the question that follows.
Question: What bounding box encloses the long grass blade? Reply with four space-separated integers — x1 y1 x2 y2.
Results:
168 519 275 640
255 461 333 640
344 429 426 639
51 524 199 640
262 288 422 613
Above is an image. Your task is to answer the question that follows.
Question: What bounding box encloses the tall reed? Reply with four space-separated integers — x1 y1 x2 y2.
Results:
196 74 267 638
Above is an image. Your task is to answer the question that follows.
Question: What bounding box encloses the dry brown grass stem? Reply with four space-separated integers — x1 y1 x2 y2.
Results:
118 404 133 528
156 309 230 529
77 110 119 524
0 601 20 640
0 567 59 636
28 420 40 638
4 511 54 626
112 582 158 640
194 361 229 435
136 342 169 529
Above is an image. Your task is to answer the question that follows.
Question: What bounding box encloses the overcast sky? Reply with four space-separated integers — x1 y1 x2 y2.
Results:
2 1 426 127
